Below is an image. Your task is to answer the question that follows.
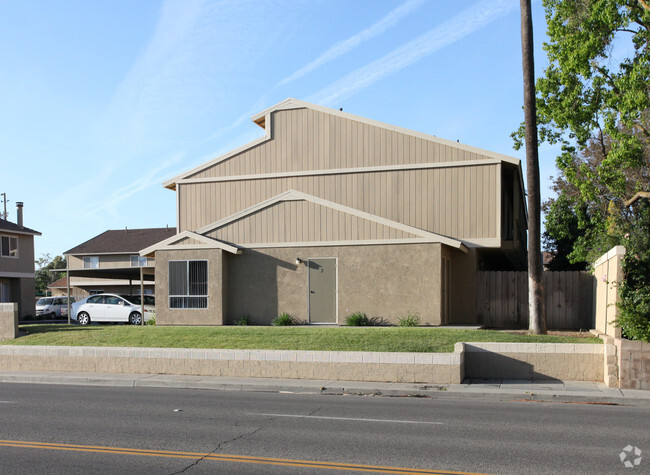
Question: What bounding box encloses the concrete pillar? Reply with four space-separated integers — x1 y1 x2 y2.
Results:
0 303 18 340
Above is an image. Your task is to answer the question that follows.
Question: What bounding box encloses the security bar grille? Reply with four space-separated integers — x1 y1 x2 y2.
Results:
169 260 208 309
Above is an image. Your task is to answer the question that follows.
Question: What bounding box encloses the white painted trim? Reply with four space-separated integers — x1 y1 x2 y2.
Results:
461 238 502 248
496 162 502 241
175 160 501 185
236 238 458 249
0 229 41 237
65 251 154 257
176 184 181 233
196 189 468 252
593 245 626 268
162 123 272 190
139 230 241 256
251 98 521 166
0 271 34 279
162 98 521 189
196 191 296 234
53 279 155 287
0 234 19 259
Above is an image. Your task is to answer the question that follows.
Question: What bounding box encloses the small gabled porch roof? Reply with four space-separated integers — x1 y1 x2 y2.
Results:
139 231 242 258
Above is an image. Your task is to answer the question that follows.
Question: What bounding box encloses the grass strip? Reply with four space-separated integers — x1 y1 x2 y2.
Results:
3 325 602 353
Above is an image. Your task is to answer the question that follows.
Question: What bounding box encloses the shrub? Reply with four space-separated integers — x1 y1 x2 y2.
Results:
345 312 369 326
617 201 650 341
272 312 296 326
398 312 420 327
146 316 156 326
235 315 253 326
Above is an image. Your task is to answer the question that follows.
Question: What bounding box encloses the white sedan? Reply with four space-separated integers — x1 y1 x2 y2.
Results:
73 294 155 325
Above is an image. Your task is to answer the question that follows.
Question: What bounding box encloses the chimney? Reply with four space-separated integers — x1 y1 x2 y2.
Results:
16 202 23 227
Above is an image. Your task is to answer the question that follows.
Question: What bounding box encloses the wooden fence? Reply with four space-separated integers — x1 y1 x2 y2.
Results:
476 271 595 330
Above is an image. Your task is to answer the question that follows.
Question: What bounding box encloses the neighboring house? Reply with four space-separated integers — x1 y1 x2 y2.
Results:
62 228 176 298
142 98 527 326
0 202 41 319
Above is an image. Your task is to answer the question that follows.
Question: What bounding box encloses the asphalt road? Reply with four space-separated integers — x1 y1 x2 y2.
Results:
0 383 647 474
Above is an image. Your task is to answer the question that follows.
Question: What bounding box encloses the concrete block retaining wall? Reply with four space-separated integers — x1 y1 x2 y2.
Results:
462 342 604 381
616 338 650 390
0 346 463 384
0 341 607 384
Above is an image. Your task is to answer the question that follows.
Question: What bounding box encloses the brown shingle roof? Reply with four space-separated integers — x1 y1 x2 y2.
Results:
48 276 68 289
64 227 176 255
0 218 41 235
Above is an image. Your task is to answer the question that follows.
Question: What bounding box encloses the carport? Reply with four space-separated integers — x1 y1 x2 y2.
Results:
61 266 156 325
60 227 177 325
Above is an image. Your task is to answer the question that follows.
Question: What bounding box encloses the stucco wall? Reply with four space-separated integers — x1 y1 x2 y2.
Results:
0 303 18 340
593 246 625 337
223 243 443 325
155 248 224 325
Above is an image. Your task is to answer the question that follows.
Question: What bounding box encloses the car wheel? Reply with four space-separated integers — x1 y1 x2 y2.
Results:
78 312 90 325
129 312 142 325
49 312 56 320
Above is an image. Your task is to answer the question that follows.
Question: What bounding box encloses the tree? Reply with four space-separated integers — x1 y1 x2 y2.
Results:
513 1 649 263
542 194 589 270
542 126 649 266
520 0 547 334
513 0 649 339
513 1 649 200
35 254 66 296
617 199 650 341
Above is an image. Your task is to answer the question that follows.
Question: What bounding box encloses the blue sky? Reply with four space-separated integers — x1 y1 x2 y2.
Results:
0 0 557 261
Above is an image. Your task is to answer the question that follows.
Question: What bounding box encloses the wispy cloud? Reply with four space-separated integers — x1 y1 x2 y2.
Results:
278 0 426 86
197 93 269 146
307 0 518 107
81 154 184 219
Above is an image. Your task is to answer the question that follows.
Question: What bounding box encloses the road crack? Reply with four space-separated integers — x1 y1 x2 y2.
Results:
170 426 265 474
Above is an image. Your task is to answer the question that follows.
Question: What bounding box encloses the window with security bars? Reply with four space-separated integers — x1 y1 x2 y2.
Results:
169 260 208 309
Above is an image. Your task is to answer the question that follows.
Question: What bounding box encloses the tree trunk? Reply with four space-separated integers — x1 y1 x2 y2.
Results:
520 0 546 334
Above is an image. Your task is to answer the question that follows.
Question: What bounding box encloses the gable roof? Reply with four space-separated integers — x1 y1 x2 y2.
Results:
47 276 68 289
196 190 468 252
162 98 521 190
65 227 176 255
139 230 242 257
0 218 41 236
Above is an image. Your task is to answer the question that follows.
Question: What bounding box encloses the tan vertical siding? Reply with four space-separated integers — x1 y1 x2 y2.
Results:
179 163 499 240
206 201 417 244
187 108 490 180
66 254 140 269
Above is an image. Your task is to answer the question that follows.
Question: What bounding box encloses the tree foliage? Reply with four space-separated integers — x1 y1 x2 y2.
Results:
514 0 649 267
517 0 650 339
542 128 649 265
617 200 650 341
514 0 649 163
35 254 66 296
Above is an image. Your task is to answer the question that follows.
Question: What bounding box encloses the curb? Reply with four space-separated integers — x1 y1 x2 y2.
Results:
0 371 648 406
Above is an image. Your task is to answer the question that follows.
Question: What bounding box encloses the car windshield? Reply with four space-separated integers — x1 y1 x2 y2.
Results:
120 295 155 306
36 298 53 305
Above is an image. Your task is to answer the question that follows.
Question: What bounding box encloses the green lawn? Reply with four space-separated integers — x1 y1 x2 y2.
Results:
3 325 602 353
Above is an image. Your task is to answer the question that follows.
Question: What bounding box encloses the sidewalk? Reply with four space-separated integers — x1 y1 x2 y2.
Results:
0 370 648 406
